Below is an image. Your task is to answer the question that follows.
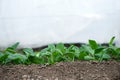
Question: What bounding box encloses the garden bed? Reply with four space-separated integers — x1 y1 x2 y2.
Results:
0 37 120 80
0 61 120 80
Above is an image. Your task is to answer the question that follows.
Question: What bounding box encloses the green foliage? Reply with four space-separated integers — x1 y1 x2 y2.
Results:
109 36 115 47
89 40 98 49
0 37 120 65
5 42 19 53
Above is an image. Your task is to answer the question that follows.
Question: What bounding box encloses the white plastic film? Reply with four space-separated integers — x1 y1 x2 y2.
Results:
0 0 120 48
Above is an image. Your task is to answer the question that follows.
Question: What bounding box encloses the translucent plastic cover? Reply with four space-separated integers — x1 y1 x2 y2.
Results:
0 0 120 48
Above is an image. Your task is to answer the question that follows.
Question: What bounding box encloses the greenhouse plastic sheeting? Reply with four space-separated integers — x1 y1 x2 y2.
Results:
0 0 120 48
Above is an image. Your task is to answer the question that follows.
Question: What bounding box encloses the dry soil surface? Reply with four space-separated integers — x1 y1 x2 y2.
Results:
0 61 120 80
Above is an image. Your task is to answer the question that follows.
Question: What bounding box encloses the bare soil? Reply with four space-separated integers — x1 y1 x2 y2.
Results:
0 61 120 80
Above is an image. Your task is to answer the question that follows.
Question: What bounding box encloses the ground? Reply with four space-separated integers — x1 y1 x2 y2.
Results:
0 61 120 80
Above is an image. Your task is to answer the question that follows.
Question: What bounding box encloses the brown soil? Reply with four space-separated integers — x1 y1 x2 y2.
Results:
0 61 120 80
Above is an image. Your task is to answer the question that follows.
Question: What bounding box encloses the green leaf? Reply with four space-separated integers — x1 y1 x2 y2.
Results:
55 49 63 55
82 45 94 56
106 47 117 55
102 53 111 59
84 56 95 60
48 44 56 52
51 51 62 63
95 53 102 58
10 42 19 50
5 48 16 53
67 45 80 55
78 51 87 60
89 40 98 49
109 36 115 46
116 48 120 53
56 43 65 53
40 51 51 57
7 53 27 64
95 47 105 54
0 52 4 57
8 54 27 60
27 56 42 64
0 53 9 64
63 51 75 61
5 42 19 53
23 48 35 57
95 51 111 61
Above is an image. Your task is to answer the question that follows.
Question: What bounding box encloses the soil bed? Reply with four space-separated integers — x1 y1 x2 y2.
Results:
0 61 120 80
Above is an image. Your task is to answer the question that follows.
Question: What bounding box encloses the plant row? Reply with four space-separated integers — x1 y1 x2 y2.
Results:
0 37 120 65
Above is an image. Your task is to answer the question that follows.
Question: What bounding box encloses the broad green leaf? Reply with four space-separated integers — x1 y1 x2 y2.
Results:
67 45 80 58
51 51 62 63
63 51 75 61
84 56 95 60
73 46 80 53
40 52 51 57
40 48 49 52
116 48 120 53
5 48 16 53
0 53 9 64
102 53 111 59
95 47 105 54
5 42 19 53
95 52 111 61
82 45 94 56
7 53 27 64
55 49 63 55
0 52 3 57
106 47 117 55
48 44 56 52
8 54 27 60
79 46 85 52
89 40 98 49
10 42 19 50
95 53 102 58
56 43 65 53
27 56 42 64
67 45 74 51
56 43 64 49
78 51 87 60
23 48 35 57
